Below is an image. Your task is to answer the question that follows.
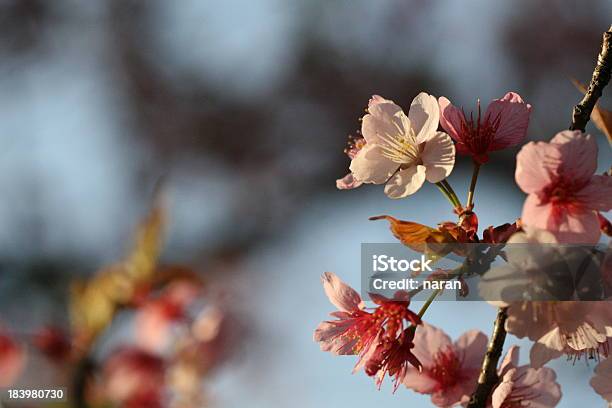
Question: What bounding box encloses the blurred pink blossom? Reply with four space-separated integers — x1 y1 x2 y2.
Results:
439 92 531 164
515 130 612 243
103 346 165 408
135 280 201 352
0 330 25 387
403 323 487 408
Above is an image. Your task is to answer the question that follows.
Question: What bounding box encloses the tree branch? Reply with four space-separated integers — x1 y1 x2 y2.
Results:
466 307 508 408
570 25 612 131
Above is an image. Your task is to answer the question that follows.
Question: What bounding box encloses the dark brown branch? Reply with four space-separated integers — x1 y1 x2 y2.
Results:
466 307 508 408
570 25 612 131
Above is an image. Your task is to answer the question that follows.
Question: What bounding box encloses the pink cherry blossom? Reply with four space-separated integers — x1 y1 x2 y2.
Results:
439 92 531 164
314 272 422 389
492 346 561 408
0 330 26 387
590 357 612 405
403 323 487 407
103 346 165 408
505 301 612 368
135 280 201 352
515 130 612 243
344 93 455 198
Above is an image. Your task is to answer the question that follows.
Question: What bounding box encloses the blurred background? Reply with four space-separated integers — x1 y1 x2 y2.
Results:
0 0 611 407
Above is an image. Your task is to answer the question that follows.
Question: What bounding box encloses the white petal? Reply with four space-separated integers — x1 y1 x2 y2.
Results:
409 92 440 144
384 165 426 199
349 144 398 184
361 98 408 145
421 131 456 183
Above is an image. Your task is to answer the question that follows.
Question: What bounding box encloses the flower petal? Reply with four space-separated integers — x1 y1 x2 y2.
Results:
529 328 565 368
515 142 562 194
591 357 612 403
349 144 399 184
361 96 407 144
454 330 488 369
552 131 598 184
409 92 439 144
486 92 531 150
320 272 364 312
403 369 438 394
492 379 515 408
384 165 426 199
411 323 453 368
575 175 612 211
421 131 456 183
438 96 466 143
336 173 363 190
498 345 520 377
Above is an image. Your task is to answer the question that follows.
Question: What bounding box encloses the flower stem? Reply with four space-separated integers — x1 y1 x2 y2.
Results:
417 288 443 318
435 181 461 210
466 307 508 408
466 162 481 210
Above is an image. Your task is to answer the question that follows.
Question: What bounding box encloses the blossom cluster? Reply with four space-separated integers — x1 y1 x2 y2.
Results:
318 88 612 407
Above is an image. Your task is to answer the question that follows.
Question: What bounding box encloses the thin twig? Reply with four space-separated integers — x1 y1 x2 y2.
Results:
466 307 508 408
570 25 612 131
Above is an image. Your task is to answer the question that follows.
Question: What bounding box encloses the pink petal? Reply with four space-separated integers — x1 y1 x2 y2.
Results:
349 144 399 184
511 366 561 408
529 328 565 368
421 131 456 183
591 357 612 402
431 378 478 408
575 175 612 211
383 165 426 199
361 97 406 145
0 334 26 387
521 194 553 231
411 323 453 368
519 194 600 243
454 330 488 369
313 320 358 355
515 142 562 194
409 92 440 144
551 208 601 244
486 92 531 150
403 368 439 394
336 173 363 190
492 379 515 408
320 272 364 312
438 96 466 143
498 345 520 377
552 131 598 184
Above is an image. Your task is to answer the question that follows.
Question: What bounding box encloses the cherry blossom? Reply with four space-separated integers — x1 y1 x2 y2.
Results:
103 346 166 408
505 301 612 367
346 93 455 198
314 272 422 388
439 92 531 164
492 346 561 408
0 330 25 387
515 130 612 243
403 323 487 407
